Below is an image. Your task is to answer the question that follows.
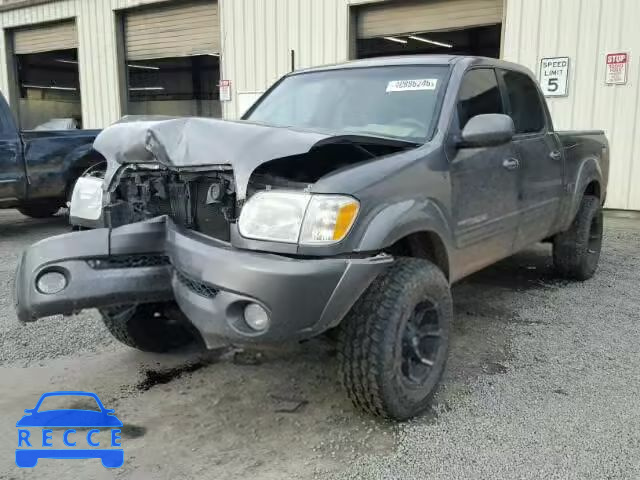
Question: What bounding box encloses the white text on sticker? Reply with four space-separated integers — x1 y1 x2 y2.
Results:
386 79 438 92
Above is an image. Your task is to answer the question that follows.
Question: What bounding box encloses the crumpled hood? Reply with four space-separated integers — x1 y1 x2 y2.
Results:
94 117 332 199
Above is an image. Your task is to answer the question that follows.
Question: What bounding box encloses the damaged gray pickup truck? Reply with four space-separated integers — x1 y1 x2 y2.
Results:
15 56 609 420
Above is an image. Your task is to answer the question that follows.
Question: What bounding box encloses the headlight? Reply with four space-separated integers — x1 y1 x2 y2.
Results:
238 191 359 245
238 191 310 243
69 177 103 221
299 195 360 244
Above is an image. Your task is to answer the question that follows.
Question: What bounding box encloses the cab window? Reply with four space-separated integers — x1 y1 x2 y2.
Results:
457 69 504 130
498 69 546 134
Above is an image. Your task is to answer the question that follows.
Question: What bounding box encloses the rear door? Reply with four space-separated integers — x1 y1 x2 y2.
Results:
497 69 564 249
0 98 25 204
449 68 520 275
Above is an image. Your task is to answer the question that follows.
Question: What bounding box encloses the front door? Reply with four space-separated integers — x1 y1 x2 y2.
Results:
449 68 520 276
497 69 564 249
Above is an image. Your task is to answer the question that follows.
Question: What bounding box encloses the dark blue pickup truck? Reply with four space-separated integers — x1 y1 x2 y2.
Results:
0 93 102 218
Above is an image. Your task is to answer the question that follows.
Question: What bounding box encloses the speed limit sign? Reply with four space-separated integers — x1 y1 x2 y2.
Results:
540 57 570 97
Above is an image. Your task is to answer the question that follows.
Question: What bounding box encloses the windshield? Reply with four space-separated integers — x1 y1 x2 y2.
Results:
246 65 449 143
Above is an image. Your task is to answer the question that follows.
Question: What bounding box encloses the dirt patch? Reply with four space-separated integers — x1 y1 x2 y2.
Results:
136 349 227 391
120 423 147 439
137 361 212 391
483 362 508 375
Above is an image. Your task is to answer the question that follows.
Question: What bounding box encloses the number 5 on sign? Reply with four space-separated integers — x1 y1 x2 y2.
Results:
540 57 570 97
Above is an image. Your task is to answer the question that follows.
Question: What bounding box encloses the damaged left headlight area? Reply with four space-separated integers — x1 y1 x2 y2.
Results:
106 165 237 242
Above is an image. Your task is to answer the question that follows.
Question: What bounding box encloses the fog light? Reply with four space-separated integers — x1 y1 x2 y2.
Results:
244 303 270 331
36 271 67 295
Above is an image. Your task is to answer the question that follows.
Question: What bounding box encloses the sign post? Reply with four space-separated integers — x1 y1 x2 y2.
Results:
539 57 570 97
605 53 629 85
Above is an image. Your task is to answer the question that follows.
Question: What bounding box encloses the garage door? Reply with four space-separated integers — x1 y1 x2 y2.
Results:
13 20 77 55
125 0 219 61
357 0 503 38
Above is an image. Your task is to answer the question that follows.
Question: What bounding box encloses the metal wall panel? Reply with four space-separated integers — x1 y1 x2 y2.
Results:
125 0 219 60
13 19 77 53
503 0 640 210
356 0 503 39
219 0 356 120
0 0 187 128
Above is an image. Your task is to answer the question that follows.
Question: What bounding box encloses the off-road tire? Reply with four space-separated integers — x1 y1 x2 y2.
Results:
100 303 201 353
553 195 603 281
338 258 452 420
17 201 61 218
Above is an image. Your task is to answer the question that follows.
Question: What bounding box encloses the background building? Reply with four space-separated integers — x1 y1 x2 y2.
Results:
0 0 222 130
0 0 637 211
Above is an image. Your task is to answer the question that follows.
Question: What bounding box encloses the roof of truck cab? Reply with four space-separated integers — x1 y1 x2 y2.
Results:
292 55 532 75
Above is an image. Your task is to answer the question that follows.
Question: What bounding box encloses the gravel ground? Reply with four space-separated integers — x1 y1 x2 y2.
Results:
0 208 638 479
331 213 640 480
0 210 121 366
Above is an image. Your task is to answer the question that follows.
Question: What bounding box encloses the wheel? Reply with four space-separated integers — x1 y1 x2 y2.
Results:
553 195 603 281
17 201 61 218
338 258 452 420
100 302 201 353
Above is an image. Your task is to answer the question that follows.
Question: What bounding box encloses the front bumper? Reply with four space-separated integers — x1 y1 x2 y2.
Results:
15 217 391 346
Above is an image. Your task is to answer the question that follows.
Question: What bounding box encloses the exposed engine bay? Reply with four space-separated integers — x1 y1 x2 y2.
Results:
106 168 310 241
107 169 237 240
103 138 414 242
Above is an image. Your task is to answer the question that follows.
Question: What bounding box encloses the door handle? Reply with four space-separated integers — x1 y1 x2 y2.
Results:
502 158 520 170
549 150 562 161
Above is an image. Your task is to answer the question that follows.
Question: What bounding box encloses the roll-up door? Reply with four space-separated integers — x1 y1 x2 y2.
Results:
13 20 78 54
357 0 503 39
125 0 219 61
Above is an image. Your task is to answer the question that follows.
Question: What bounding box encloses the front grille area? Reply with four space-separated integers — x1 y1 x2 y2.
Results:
190 177 235 242
175 270 219 299
86 254 219 300
115 171 235 243
163 177 234 242
87 254 171 270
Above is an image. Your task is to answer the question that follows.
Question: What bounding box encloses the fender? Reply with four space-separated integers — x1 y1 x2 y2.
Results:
562 156 603 229
356 198 454 274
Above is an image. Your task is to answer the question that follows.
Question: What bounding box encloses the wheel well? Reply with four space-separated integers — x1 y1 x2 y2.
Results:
385 231 450 280
584 180 601 200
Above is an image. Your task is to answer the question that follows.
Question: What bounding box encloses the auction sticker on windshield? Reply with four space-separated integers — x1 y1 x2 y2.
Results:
386 79 438 92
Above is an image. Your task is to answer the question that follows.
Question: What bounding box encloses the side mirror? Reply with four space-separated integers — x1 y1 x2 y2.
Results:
458 114 515 148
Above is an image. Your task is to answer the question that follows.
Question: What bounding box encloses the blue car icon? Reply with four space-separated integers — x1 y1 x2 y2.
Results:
16 391 123 468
